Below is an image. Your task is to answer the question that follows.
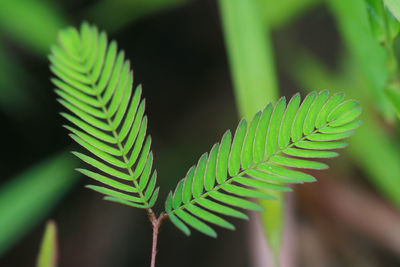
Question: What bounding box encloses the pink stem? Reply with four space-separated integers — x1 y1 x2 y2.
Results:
149 211 167 267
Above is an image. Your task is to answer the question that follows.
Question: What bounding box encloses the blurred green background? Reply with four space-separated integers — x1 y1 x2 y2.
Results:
0 0 399 266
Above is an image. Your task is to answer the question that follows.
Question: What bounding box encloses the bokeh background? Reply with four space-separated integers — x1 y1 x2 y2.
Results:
0 0 400 266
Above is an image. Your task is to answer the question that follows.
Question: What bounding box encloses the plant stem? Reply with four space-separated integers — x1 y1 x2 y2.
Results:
148 210 167 267
218 0 283 264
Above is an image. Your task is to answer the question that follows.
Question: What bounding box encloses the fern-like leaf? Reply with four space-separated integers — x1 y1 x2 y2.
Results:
165 91 361 237
50 23 159 209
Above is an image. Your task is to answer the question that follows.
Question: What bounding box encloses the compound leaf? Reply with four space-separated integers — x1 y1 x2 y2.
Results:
50 23 158 209
165 91 361 236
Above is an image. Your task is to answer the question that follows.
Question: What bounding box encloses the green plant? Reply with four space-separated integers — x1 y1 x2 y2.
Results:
0 153 77 256
36 220 58 267
218 0 282 260
50 22 361 266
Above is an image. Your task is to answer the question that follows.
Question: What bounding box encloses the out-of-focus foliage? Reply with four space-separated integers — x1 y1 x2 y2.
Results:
364 0 400 119
329 0 392 118
385 85 400 117
88 0 187 32
365 0 400 44
285 49 400 206
258 0 321 28
218 0 278 117
36 220 58 267
0 153 78 256
384 0 400 22
0 0 67 55
0 44 31 116
334 0 400 121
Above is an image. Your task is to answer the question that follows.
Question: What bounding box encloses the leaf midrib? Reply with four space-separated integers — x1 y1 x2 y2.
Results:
79 53 149 207
168 125 327 215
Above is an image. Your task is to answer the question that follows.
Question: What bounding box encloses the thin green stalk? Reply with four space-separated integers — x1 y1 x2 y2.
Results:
218 0 278 117
218 0 282 264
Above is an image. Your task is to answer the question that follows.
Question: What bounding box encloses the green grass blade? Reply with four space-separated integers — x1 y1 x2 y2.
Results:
36 220 58 267
0 153 78 256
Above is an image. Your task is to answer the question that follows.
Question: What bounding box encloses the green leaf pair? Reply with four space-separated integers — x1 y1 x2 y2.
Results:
50 22 361 238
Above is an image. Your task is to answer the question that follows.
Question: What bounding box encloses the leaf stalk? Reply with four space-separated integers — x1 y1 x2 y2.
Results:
148 210 167 267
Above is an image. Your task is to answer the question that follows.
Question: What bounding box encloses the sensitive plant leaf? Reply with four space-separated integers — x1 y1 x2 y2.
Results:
36 220 58 267
285 47 400 206
50 23 159 209
0 153 78 256
165 91 361 237
218 0 282 258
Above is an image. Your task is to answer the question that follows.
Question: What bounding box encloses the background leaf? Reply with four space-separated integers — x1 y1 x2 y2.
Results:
0 0 67 54
385 86 400 118
284 48 400 206
36 220 58 267
328 0 392 118
218 0 282 262
0 153 78 256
